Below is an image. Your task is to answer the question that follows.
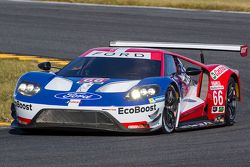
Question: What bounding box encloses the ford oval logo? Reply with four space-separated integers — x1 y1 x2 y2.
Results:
54 92 102 100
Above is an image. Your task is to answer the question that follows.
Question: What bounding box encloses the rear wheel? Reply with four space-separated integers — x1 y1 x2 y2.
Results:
225 78 237 126
162 85 179 134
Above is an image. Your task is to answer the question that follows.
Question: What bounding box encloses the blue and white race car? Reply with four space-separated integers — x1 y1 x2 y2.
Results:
11 41 248 133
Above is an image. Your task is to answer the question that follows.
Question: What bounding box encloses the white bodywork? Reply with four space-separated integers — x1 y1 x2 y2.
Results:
14 99 165 130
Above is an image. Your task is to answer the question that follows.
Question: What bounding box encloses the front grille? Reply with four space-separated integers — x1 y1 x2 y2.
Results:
34 109 121 130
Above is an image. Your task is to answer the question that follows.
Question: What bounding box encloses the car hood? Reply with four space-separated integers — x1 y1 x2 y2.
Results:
45 76 140 93
15 73 142 106
15 72 171 106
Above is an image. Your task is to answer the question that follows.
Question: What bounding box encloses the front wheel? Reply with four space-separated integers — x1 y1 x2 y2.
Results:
225 78 237 126
162 85 179 134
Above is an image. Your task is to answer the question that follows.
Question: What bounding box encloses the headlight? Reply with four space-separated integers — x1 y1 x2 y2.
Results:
17 82 41 96
126 85 160 100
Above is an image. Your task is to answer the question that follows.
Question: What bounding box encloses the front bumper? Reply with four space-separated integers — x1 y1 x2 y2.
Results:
11 105 153 133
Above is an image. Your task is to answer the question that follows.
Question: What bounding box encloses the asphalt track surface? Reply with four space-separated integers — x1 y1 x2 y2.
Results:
1 1 250 167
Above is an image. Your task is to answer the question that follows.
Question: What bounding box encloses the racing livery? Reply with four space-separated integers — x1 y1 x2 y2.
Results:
11 41 248 133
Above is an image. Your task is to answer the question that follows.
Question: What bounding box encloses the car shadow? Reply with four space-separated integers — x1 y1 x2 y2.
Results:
8 128 160 137
8 125 226 137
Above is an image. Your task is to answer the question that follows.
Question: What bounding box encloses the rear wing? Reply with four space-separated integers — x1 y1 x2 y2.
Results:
109 41 248 57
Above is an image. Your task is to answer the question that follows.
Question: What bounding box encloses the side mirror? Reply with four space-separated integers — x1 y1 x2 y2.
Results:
186 67 202 76
38 62 51 71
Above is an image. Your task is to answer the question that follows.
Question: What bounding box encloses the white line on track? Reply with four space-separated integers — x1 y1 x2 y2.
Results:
0 127 10 130
9 0 250 15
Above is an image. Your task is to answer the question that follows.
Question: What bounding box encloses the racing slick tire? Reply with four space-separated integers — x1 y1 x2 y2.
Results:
225 77 237 126
162 85 179 134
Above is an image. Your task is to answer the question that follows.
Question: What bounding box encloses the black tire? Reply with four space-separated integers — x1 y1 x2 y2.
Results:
225 78 237 126
162 85 179 134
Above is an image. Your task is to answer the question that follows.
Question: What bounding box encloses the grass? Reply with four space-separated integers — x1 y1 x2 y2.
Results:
0 60 38 122
50 0 250 12
0 59 66 123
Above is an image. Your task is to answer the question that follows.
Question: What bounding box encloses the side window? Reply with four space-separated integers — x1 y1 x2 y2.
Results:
175 57 201 83
164 54 177 76
175 58 186 74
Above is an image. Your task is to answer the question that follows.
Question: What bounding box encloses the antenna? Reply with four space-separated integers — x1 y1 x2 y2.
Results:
200 51 205 64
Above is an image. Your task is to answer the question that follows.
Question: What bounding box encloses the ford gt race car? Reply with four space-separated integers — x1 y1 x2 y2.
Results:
11 41 248 133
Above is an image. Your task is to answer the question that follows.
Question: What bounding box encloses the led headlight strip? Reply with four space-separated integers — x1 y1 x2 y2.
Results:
18 82 41 96
126 85 160 100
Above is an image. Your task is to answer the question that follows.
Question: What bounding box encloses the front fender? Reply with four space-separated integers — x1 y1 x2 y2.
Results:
15 71 56 90
14 71 56 100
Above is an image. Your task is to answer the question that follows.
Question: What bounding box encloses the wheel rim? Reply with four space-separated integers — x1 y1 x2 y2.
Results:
226 82 237 121
163 87 178 132
163 110 175 130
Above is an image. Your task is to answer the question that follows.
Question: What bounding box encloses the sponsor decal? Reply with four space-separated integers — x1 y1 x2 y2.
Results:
210 81 224 90
214 115 225 123
55 92 102 100
14 101 32 111
118 104 157 114
86 51 151 59
122 121 149 129
148 96 165 104
210 65 228 80
212 106 225 113
77 78 109 84
76 82 94 92
219 106 225 112
127 124 148 129
211 81 221 86
240 46 248 57
68 99 81 107
210 85 224 90
212 106 218 112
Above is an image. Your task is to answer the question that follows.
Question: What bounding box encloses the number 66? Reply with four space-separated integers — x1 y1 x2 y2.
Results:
213 90 223 105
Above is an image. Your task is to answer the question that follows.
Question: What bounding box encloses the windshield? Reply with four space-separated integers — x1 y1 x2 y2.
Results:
57 57 161 80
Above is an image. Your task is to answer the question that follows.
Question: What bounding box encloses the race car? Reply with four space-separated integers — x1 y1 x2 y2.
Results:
11 41 248 133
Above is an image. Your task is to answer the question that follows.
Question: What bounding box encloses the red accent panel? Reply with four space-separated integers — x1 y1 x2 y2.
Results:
179 103 205 122
196 73 203 97
18 116 32 125
79 48 117 57
122 121 149 129
150 52 162 61
161 55 165 76
240 45 248 57
80 49 95 57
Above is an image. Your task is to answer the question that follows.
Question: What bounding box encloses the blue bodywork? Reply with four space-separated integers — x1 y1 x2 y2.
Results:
14 71 177 107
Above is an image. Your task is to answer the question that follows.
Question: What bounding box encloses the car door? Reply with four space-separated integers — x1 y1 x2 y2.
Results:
164 54 189 98
164 54 205 123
